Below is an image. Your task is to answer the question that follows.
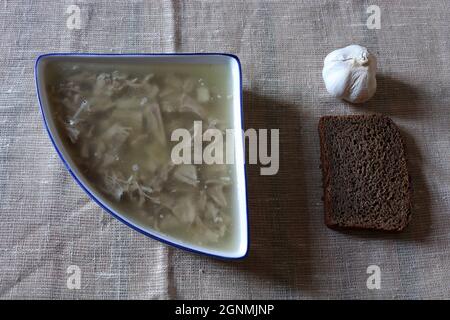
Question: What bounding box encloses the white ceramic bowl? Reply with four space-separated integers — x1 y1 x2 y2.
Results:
35 53 249 259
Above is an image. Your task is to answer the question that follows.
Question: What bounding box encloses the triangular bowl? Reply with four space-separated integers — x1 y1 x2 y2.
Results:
35 53 249 259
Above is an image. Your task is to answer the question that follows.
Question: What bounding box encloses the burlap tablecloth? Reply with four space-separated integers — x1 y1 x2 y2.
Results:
1 0 449 299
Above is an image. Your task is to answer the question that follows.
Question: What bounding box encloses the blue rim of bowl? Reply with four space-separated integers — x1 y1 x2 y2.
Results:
34 52 249 260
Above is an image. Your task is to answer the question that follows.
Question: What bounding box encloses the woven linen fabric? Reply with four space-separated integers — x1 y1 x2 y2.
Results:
1 0 450 299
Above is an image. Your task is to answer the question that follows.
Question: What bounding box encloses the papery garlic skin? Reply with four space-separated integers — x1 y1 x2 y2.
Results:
322 44 377 104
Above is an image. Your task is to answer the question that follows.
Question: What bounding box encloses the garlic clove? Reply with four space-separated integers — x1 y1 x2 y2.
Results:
322 44 377 104
322 64 352 99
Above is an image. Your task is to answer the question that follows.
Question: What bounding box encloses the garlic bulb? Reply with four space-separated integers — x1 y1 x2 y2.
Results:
322 44 377 104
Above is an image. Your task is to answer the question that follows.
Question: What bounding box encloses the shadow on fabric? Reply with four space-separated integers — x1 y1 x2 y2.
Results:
216 90 318 292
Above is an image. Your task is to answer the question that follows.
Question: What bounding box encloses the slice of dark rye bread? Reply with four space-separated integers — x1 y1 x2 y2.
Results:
318 114 412 231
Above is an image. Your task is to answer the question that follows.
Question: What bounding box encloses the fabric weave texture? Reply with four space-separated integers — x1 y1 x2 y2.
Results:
0 0 449 299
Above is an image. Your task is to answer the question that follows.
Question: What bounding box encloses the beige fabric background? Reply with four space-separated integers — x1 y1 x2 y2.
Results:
1 0 449 299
